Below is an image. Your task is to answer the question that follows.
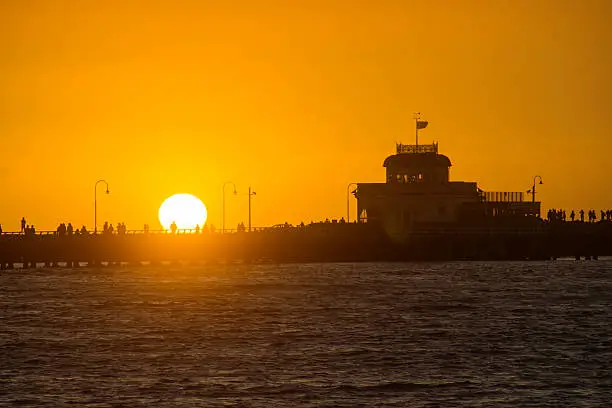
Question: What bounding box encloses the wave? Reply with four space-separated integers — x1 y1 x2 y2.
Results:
337 380 477 393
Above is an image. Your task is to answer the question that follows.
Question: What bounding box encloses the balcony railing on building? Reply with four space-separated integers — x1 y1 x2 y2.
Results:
480 191 525 203
396 143 438 154
478 190 540 217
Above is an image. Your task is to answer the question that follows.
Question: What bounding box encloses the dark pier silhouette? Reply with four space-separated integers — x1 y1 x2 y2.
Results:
1 220 612 268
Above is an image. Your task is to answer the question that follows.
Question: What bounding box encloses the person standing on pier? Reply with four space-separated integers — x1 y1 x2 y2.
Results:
170 221 177 234
20 217 26 233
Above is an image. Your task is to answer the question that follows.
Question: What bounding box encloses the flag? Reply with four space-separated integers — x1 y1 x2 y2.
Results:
416 120 428 129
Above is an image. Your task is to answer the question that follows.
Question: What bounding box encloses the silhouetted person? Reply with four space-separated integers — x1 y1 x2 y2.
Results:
21 217 26 233
580 209 585 222
144 224 150 234
67 223 73 235
209 224 216 233
195 224 200 234
30 225 35 235
0 224 3 234
109 224 114 234
570 210 575 222
170 221 177 234
81 225 87 235
103 222 109 234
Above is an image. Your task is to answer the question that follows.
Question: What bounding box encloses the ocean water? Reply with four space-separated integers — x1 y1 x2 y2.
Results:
1 261 611 407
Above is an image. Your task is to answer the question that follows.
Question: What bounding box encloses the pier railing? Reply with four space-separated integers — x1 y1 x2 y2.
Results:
3 220 607 239
0 228 263 236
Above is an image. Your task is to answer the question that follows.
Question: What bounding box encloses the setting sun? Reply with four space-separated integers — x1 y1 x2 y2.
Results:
158 194 208 231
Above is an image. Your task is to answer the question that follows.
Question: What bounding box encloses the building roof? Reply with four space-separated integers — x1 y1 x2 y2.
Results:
383 153 452 168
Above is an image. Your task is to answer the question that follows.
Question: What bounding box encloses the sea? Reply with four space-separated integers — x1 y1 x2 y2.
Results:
1 261 611 407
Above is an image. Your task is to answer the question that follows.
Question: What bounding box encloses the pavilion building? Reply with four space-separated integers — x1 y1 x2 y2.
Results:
355 141 540 239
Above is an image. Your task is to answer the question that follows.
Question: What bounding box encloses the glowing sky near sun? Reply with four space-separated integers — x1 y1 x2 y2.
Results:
0 0 611 231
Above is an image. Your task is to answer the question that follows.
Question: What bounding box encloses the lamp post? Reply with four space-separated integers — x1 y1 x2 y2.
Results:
248 186 256 232
346 182 358 223
222 182 237 233
528 175 543 203
94 180 110 233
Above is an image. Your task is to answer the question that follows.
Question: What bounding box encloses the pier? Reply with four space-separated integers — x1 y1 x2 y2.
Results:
1 220 612 268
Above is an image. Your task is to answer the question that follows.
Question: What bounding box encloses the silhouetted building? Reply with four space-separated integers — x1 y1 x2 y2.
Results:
355 141 540 239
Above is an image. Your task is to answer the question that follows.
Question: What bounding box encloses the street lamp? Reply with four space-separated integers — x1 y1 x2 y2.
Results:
527 175 543 203
94 180 110 233
248 186 256 232
346 182 358 222
222 182 237 233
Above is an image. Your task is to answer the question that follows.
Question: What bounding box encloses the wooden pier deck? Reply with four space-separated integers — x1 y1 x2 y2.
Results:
1 221 611 268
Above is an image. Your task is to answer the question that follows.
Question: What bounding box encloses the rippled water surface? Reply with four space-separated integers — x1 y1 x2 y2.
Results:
1 262 611 407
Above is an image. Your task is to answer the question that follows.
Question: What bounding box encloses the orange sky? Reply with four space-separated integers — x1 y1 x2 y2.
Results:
1 0 611 231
